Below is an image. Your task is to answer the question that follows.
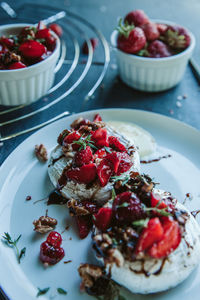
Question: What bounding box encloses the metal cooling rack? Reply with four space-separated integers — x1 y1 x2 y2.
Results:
0 3 110 142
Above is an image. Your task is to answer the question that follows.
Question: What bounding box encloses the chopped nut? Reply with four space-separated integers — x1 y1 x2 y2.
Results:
78 263 103 288
67 199 90 216
71 117 85 129
106 248 124 267
141 182 154 193
35 144 48 162
2 51 21 65
57 129 70 145
62 144 74 158
33 215 57 233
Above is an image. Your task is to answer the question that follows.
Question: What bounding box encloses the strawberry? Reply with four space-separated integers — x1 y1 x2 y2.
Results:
92 128 109 148
135 218 164 254
141 22 160 41
74 146 94 166
82 38 98 54
94 148 107 159
63 131 81 150
66 163 97 184
97 159 113 187
45 35 57 51
117 19 146 54
113 191 145 223
147 40 172 58
163 25 191 49
76 215 92 239
108 136 127 152
35 28 51 39
93 207 113 231
116 152 132 175
148 218 181 258
151 192 167 209
156 23 168 35
106 152 121 173
49 23 63 37
93 114 102 122
124 10 149 26
8 61 26 69
19 40 46 58
0 37 14 49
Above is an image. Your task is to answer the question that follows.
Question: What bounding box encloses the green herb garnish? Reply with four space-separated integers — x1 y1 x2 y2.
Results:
104 146 112 153
2 232 26 263
57 288 67 295
117 202 129 209
111 174 130 186
111 188 116 201
36 287 50 297
142 204 171 217
73 134 97 150
132 218 149 228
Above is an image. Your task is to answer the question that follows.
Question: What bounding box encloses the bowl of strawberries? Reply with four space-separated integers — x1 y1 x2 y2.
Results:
0 22 60 106
111 10 195 92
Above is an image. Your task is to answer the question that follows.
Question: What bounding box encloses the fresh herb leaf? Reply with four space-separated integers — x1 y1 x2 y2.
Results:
142 204 171 217
2 232 26 263
111 174 130 186
73 134 97 151
117 202 129 209
132 218 149 228
37 287 50 297
112 238 118 246
105 146 112 153
111 188 116 201
57 288 67 295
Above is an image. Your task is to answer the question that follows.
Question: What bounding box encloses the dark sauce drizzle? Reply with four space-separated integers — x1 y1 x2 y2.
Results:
51 154 65 166
191 210 200 218
129 257 168 277
141 154 172 164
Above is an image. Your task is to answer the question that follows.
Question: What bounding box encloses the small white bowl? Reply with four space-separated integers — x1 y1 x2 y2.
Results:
0 24 60 106
111 20 195 92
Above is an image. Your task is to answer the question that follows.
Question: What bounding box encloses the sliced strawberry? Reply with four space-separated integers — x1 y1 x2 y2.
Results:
75 215 92 239
8 62 26 69
116 152 133 175
19 40 46 58
0 37 14 48
66 163 97 184
135 218 164 255
148 219 181 258
97 159 113 187
74 146 94 166
92 128 109 148
93 207 112 231
63 131 81 150
105 152 121 173
49 23 63 37
108 136 127 152
94 148 107 159
93 114 102 122
151 192 167 209
36 28 51 39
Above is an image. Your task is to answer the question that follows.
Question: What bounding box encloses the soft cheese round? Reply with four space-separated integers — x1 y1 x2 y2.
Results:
48 125 140 204
94 192 200 294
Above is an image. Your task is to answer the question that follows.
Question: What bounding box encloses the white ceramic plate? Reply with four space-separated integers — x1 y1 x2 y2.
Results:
0 109 200 300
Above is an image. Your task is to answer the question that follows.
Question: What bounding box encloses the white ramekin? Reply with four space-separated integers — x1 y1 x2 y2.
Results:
0 24 60 106
111 20 195 92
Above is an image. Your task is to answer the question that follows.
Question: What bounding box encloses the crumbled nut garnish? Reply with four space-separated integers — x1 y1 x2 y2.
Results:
35 144 48 162
78 263 103 288
2 51 21 65
67 199 90 216
71 117 85 129
57 129 70 145
106 248 124 267
33 215 57 233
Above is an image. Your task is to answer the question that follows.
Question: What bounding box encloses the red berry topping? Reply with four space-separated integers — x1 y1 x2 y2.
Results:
74 146 94 167
76 215 92 239
45 35 57 51
82 38 98 55
105 152 121 173
49 23 63 37
135 218 164 254
97 159 113 187
93 114 102 122
117 23 146 54
151 192 167 209
148 219 181 258
108 136 127 152
63 131 81 150
147 40 172 58
156 23 168 35
113 191 145 223
164 25 191 49
8 62 26 69
66 163 97 184
93 207 113 231
40 241 65 265
124 10 149 26
116 152 133 175
46 231 62 247
0 37 14 48
92 128 109 148
36 28 51 39
94 148 108 159
141 22 160 41
19 40 46 58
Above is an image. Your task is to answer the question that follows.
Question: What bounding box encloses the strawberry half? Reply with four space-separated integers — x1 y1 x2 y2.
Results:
63 131 81 150
148 219 181 258
93 207 113 231
94 148 107 159
93 114 102 122
74 146 94 166
105 152 121 173
135 218 164 255
116 152 133 175
97 159 113 187
19 40 46 58
92 128 109 148
151 192 167 209
75 215 92 239
108 136 127 152
66 163 97 184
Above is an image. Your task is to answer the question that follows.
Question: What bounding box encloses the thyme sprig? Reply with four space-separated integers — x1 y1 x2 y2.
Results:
2 232 26 263
36 287 50 297
132 218 149 228
73 134 97 150
142 204 172 217
111 174 130 186
57 288 67 295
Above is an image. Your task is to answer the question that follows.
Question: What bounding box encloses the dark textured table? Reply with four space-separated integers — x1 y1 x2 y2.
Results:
0 0 200 299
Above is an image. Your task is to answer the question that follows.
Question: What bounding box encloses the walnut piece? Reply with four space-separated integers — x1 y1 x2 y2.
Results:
78 263 103 288
67 199 90 216
33 216 57 233
35 144 48 162
57 129 70 145
2 51 21 65
106 248 124 267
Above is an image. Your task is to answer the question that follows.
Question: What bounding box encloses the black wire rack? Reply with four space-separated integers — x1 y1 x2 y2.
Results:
0 2 110 142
